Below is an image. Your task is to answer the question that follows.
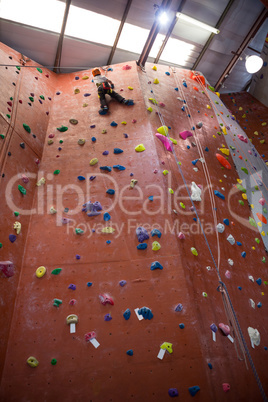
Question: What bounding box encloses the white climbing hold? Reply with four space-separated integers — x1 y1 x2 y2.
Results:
217 223 225 233
248 327 260 347
191 182 201 201
248 275 254 282
249 299 255 309
228 259 234 266
227 234 235 245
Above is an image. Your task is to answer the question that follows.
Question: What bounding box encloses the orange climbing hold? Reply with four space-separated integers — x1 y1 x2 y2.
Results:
238 155 243 160
216 153 231 169
256 213 267 224
193 86 199 91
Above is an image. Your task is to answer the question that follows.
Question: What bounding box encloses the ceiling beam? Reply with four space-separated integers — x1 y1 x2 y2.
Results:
53 0 72 73
192 0 236 71
154 0 187 64
107 0 132 66
214 7 268 91
137 0 172 68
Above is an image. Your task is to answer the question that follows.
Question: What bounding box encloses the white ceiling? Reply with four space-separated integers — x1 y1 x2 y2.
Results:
0 0 267 93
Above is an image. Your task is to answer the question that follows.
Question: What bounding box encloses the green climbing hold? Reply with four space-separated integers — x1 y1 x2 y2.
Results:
262 257 266 263
75 228 84 235
249 217 257 228
263 207 267 214
57 126 68 132
0 134 5 139
255 238 260 244
238 200 244 205
51 359 57 365
59 140 63 144
53 170 60 175
217 132 221 136
0 243 2 248
16 66 21 71
254 185 259 191
191 247 198 256
40 95 45 100
180 202 185 209
229 145 236 150
208 85 215 91
6 114 10 119
18 184 26 195
36 67 42 73
241 167 248 174
29 97 34 102
14 211 19 217
23 123 31 133
10 97 13 100
51 268 62 275
237 184 246 193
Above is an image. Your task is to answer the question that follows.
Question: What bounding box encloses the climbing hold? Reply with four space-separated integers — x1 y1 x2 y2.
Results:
114 148 123 154
68 284 76 290
91 137 96 142
53 169 60 175
248 327 260 346
106 189 115 195
191 247 198 256
214 190 225 200
256 278 262 285
219 323 230 336
0 261 14 278
178 232 185 239
153 78 159 84
152 241 161 251
136 227 149 242
241 251 246 258
18 185 26 195
256 213 267 224
179 323 185 329
188 386 200 397
77 176 85 181
75 228 84 235
137 243 147 250
126 349 133 356
138 307 153 320
23 123 31 133
179 130 193 140
151 229 161 238
216 154 231 169
113 165 126 170
103 212 111 221
99 293 114 305
150 261 163 270
27 356 39 368
36 266 46 278
135 144 145 152
191 182 201 201
222 384 230 393
217 223 225 233
104 313 112 321
53 298 62 307
155 133 173 152
51 268 62 275
110 121 118 127
100 166 112 172
119 280 127 287
90 158 98 166
163 170 169 175
82 201 102 217
69 119 78 125
175 303 183 312
13 221 21 234
57 126 68 132
241 167 248 174
227 235 235 245
196 121 203 128
219 148 229 156
101 227 115 234
123 308 131 320
160 342 173 353
157 126 168 136
9 234 16 243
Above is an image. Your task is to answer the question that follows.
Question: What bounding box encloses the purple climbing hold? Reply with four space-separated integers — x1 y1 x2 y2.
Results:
104 313 112 321
84 93 91 97
9 234 16 243
90 125 95 129
90 176 96 181
136 226 149 243
175 303 183 312
210 323 218 333
103 150 109 155
82 201 102 217
119 280 127 287
68 284 76 290
168 388 179 397
124 133 128 138
76 255 81 260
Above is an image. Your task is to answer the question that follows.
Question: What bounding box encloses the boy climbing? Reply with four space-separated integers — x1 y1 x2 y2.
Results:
92 67 134 115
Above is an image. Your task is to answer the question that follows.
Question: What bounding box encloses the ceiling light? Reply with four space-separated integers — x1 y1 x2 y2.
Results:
245 55 263 74
176 13 220 34
158 11 168 25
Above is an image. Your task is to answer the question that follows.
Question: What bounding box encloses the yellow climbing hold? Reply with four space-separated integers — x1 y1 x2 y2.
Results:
220 148 229 156
258 222 262 227
261 231 266 236
180 202 185 209
215 92 220 97
262 122 267 126
221 126 227 135
83 103 88 107
213 135 216 138
50 206 57 214
251 204 254 209
219 179 222 183
157 126 168 136
36 266 46 278
13 221 21 234
170 137 177 145
239 107 243 110
149 98 158 104
121 121 127 125
147 107 153 112
168 188 174 194
254 131 258 135
152 241 161 251
36 177 46 186
90 158 98 166
152 66 157 71
27 356 39 368
153 78 159 84
163 170 169 175
242 114 246 118
237 179 242 184
128 86 133 90
260 139 265 144
101 227 115 234
206 105 211 109
82 75 89 80
242 193 247 200
191 247 198 256
252 246 255 250
74 88 80 94
135 144 145 152
160 342 173 353
130 179 138 188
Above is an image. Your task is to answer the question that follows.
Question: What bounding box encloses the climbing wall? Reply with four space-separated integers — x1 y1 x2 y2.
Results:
0 42 268 402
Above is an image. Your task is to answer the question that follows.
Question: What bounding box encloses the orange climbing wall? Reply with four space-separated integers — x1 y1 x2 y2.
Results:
0 43 268 401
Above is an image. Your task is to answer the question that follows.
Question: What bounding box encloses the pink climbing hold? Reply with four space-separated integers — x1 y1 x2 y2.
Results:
0 261 15 278
222 383 230 393
259 198 265 206
132 119 137 123
219 323 230 336
85 331 96 342
225 270 231 279
21 174 29 184
159 102 165 107
99 293 114 305
155 133 173 152
178 232 185 239
179 130 193 140
237 134 248 143
122 65 132 70
48 134 55 139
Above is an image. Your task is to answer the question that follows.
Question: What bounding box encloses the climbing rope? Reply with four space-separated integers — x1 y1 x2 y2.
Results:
142 65 268 402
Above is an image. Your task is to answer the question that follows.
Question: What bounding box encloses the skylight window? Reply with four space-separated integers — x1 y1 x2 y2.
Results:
0 0 65 33
65 6 120 46
158 37 195 65
117 23 151 54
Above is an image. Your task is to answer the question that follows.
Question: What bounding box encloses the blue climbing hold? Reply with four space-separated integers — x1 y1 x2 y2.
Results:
208 363 213 369
205 147 209 152
214 190 225 200
187 145 190 149
113 165 126 170
90 176 96 181
87 282 93 287
238 286 242 290
9 234 16 243
107 68 113 71
106 189 115 195
150 261 163 270
256 278 262 285
179 323 185 329
114 148 123 154
151 229 162 238
68 284 76 290
183 82 187 88
104 212 111 221
237 242 242 246
175 303 183 312
174 88 178 91
110 121 118 127
104 313 112 321
138 307 153 320
77 176 86 181
241 251 246 258
106 240 111 244
257 302 262 308
181 106 185 111
84 93 91 97
123 308 131 320
165 72 170 76
223 219 229 226
148 196 154 201
124 133 128 138
75 76 79 80
137 243 147 250
188 386 200 397
100 166 112 172
126 349 133 356
119 280 127 287
91 137 96 142
192 159 199 166
103 150 109 155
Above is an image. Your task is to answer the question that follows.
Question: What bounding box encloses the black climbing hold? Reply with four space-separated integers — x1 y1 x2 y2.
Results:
8 152 11 156
20 142 25 149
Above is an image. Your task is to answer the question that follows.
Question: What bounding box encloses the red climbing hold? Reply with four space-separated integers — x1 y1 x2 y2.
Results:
216 154 231 169
256 213 267 224
0 261 15 278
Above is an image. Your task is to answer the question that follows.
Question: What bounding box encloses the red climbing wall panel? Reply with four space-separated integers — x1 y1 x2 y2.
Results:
0 43 268 401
